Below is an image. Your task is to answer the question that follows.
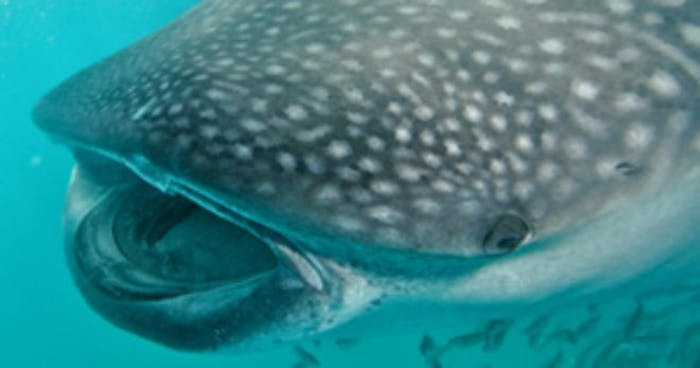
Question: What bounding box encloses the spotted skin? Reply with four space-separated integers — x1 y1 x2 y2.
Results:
34 0 700 259
33 0 700 354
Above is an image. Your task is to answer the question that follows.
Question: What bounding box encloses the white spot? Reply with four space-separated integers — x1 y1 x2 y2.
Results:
538 104 559 122
680 23 700 48
693 134 700 151
396 164 423 182
515 110 534 126
489 159 508 175
200 125 219 140
472 50 492 65
450 10 471 21
525 81 548 95
413 198 441 214
422 152 443 168
251 98 268 113
327 140 352 159
420 130 436 146
333 215 365 232
168 103 184 116
276 152 297 171
346 111 369 124
266 64 286 75
495 16 521 30
395 127 412 143
241 118 266 133
541 132 558 151
414 105 435 121
615 93 647 112
366 136 386 151
605 0 634 15
368 206 403 224
443 139 462 156
596 158 620 179
463 105 483 123
571 79 600 100
233 144 253 160
647 70 681 98
295 126 332 143
507 58 530 73
490 114 508 132
431 179 455 193
625 124 654 150
358 157 382 173
586 54 619 71
199 108 217 120
216 58 235 67
316 185 341 203
564 138 588 160
373 47 394 59
539 38 566 55
306 43 326 54
371 180 399 195
436 27 457 38
494 91 515 106
537 161 559 183
514 181 535 200
285 105 309 121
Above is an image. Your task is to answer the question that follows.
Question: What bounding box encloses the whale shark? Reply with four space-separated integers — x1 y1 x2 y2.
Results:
33 0 700 363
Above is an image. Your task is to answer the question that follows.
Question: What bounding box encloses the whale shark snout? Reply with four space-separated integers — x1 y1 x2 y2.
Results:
33 0 700 354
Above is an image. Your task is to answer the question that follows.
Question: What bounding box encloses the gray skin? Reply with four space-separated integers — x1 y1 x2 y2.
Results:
33 0 700 353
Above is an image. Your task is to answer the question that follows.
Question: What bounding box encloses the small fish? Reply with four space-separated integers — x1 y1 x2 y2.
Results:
419 334 444 368
334 337 360 349
525 315 551 348
574 315 601 339
624 298 645 336
292 345 320 368
420 334 438 357
482 319 511 352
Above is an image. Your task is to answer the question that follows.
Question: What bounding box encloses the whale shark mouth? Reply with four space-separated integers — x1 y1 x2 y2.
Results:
73 166 279 300
63 150 333 351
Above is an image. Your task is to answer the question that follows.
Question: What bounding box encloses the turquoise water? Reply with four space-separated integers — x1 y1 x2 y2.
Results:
3 1 700 367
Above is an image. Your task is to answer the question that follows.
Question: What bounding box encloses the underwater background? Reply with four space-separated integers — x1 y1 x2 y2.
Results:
3 1 700 367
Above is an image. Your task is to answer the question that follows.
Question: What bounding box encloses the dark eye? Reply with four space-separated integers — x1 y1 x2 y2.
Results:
482 214 531 255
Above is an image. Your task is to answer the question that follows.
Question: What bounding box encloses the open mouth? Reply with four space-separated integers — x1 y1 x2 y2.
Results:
74 169 280 301
62 151 333 351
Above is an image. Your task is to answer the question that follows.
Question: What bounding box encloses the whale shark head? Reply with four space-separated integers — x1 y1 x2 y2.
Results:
33 0 700 352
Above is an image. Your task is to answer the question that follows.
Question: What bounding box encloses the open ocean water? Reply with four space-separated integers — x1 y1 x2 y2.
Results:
3 1 700 367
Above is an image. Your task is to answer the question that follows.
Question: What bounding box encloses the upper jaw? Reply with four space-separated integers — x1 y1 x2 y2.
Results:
62 152 348 351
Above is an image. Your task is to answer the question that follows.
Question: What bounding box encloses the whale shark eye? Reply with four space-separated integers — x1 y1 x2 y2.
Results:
482 214 531 255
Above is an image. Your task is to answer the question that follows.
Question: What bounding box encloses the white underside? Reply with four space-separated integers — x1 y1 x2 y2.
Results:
448 167 700 305
329 166 700 337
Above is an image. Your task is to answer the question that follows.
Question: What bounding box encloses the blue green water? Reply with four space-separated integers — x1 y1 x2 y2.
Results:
3 1 700 367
